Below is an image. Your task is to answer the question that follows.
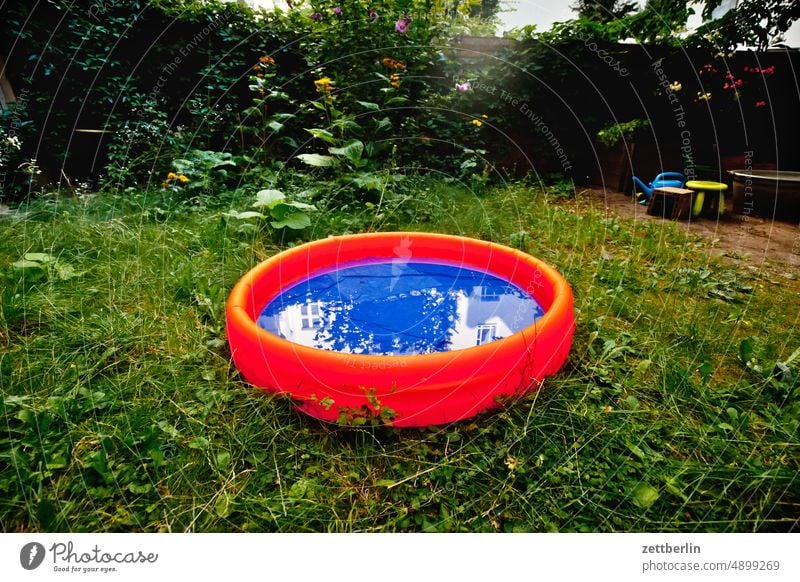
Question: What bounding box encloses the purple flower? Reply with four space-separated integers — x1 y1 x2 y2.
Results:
456 81 472 92
395 16 411 34
333 6 343 17
368 9 379 21
310 11 323 21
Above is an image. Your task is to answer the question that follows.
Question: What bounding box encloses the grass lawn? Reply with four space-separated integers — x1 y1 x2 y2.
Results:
1 180 798 532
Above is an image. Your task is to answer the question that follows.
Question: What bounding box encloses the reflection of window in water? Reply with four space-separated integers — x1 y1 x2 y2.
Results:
479 286 501 302
476 323 497 345
300 301 322 329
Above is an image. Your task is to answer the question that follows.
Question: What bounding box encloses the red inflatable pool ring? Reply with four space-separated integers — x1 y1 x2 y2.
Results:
226 232 575 426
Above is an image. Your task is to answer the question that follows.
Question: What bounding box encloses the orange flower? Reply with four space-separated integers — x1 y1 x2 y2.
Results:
259 55 276 65
390 73 401 89
382 57 406 71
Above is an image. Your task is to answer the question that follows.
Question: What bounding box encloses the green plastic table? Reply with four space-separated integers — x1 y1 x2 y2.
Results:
686 180 729 217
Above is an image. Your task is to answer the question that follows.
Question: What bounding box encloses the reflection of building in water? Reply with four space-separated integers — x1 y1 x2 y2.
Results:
448 285 538 350
476 323 498 345
300 301 321 329
257 268 542 355
259 299 328 346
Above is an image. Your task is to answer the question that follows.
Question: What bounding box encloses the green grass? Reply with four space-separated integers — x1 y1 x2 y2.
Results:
1 181 798 532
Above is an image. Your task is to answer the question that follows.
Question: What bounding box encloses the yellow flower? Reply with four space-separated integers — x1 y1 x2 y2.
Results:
669 81 682 92
481 114 488 119
167 172 177 180
390 73 401 88
177 174 189 184
697 91 712 101
471 119 483 127
314 77 333 94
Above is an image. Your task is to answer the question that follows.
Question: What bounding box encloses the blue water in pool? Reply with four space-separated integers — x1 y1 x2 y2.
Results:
257 259 544 356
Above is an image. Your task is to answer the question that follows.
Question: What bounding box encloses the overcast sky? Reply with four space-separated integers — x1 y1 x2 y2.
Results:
240 0 799 47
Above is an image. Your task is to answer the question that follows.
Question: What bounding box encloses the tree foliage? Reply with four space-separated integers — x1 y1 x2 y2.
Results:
568 0 799 49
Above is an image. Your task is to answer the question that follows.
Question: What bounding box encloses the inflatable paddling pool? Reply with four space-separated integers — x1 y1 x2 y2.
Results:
226 232 574 426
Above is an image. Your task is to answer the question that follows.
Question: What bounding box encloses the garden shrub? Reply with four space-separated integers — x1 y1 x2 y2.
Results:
1 0 498 198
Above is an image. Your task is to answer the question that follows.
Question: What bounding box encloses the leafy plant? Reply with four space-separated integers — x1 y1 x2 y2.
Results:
0 102 38 200
241 55 296 164
104 96 180 188
10 252 84 283
164 150 237 197
225 188 316 231
595 119 651 147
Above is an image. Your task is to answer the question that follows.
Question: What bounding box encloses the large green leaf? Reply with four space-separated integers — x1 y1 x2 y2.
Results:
374 117 393 132
253 189 285 208
297 153 335 167
24 253 55 263
305 128 336 144
329 140 364 164
631 483 660 509
11 259 43 269
271 212 311 230
356 100 380 110
285 201 317 211
224 210 263 220
384 96 410 106
269 113 295 121
332 119 362 133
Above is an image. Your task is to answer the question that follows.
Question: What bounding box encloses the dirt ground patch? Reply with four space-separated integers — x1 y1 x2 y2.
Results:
576 187 800 272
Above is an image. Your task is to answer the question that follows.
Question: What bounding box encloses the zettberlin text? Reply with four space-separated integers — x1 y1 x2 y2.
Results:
642 543 700 554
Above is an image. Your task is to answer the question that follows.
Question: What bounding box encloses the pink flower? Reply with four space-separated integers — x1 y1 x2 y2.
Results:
455 81 471 92
755 100 766 107
333 6 343 17
310 11 323 21
368 9 379 21
395 16 411 34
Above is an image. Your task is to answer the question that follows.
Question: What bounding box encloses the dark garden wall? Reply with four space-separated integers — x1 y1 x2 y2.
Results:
1 0 307 190
0 0 451 199
448 36 799 191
